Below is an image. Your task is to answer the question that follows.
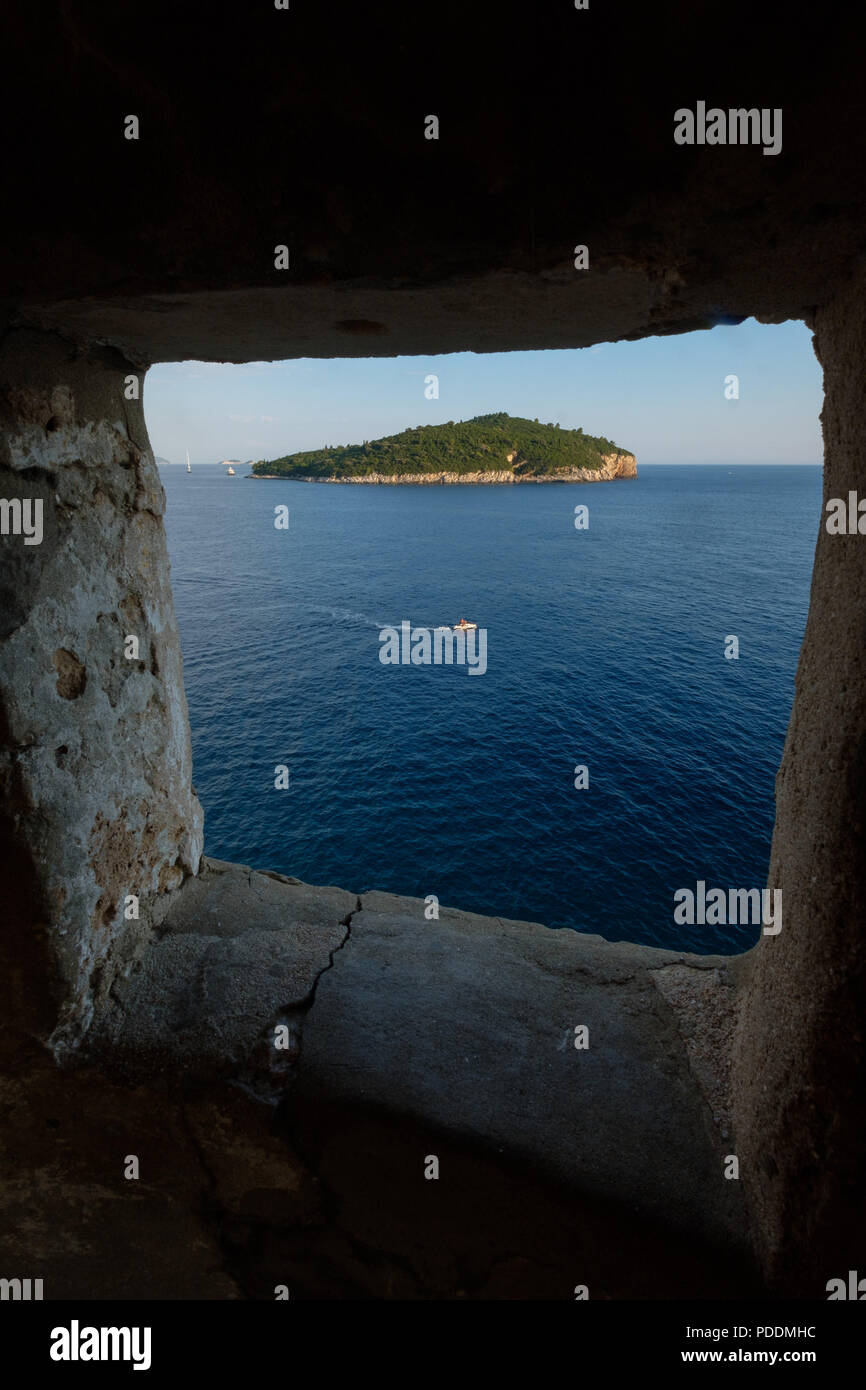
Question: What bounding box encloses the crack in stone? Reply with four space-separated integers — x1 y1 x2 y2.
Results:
234 897 361 1105
302 895 361 1014
647 959 727 975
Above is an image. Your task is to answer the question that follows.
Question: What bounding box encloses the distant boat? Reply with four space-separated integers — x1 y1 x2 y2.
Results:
186 450 191 473
227 465 236 476
434 619 478 632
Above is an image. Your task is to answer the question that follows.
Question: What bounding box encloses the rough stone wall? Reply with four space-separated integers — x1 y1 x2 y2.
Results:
2 0 865 1299
5 4 866 363
731 265 866 1294
0 329 203 1054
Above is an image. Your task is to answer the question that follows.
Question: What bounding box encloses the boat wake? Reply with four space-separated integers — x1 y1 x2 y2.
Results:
309 604 391 629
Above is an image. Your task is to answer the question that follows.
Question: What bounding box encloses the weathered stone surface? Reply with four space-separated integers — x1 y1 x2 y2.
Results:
40 871 756 1297
296 893 749 1254
0 1047 241 1299
651 961 745 1139
0 330 203 1055
160 856 357 941
4 5 866 362
91 858 354 1087
0 1028 757 1301
275 1094 757 1300
732 265 866 1295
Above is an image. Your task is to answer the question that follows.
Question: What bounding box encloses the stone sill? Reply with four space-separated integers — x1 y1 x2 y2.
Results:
91 855 754 1263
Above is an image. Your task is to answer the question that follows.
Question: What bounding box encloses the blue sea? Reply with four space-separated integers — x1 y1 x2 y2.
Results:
160 464 821 955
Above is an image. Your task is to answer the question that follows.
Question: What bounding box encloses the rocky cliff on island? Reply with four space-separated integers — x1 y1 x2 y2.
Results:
251 412 636 482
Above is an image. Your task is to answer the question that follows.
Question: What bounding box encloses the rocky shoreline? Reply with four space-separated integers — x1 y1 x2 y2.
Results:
251 451 637 483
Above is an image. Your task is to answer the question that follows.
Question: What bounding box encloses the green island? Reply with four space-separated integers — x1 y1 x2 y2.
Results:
250 413 636 481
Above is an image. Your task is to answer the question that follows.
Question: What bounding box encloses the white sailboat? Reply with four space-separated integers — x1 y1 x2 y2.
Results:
186 450 191 473
227 465 235 475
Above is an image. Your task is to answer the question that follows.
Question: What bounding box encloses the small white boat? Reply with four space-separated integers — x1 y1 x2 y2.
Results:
452 620 477 630
186 450 191 473
227 466 236 475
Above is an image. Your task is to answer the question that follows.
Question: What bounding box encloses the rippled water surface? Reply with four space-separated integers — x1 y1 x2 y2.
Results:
161 464 820 953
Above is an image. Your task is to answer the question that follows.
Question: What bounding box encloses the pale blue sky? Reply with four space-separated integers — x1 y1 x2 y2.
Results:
145 317 823 466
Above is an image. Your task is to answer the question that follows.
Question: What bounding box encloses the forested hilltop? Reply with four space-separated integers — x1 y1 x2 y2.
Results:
251 413 635 480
